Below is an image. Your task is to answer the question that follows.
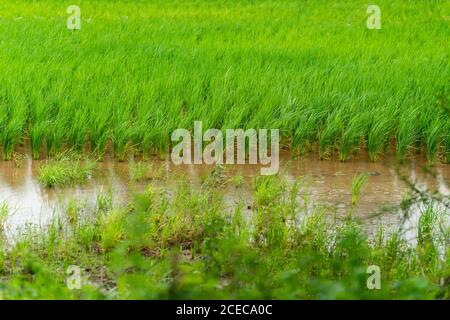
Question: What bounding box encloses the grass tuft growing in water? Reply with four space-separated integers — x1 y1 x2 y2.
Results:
37 160 96 188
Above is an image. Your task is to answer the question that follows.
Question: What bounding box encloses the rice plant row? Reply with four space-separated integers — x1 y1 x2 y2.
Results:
0 0 448 162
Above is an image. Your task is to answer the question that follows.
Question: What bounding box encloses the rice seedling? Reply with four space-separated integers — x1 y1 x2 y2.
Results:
37 160 96 188
98 209 126 252
351 173 368 208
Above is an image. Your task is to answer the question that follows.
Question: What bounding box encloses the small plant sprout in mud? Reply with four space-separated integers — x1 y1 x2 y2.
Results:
351 173 368 208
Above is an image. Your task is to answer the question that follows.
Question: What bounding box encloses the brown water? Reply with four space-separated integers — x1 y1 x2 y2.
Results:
0 152 448 240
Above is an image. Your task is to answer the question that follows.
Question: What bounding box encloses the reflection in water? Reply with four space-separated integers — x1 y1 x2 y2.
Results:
0 153 448 240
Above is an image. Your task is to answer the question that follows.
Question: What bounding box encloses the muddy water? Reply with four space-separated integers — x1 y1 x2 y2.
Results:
0 152 448 240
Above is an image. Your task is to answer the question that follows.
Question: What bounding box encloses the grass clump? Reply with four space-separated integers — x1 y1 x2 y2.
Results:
37 160 96 188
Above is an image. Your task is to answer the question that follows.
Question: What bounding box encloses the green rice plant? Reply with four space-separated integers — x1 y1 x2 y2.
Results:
436 95 450 162
0 0 447 162
46 120 68 157
65 197 85 226
425 121 444 165
253 175 285 208
28 94 50 159
66 112 88 153
351 173 368 208
37 160 96 188
131 120 153 159
445 133 450 163
1 105 27 160
416 207 448 275
418 207 440 249
112 130 132 162
367 113 394 162
319 110 344 159
89 111 111 159
29 122 47 160
98 209 126 252
339 113 368 161
2 122 24 160
396 108 419 162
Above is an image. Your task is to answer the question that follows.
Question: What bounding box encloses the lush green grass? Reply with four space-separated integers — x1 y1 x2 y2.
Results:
0 0 448 162
0 174 448 299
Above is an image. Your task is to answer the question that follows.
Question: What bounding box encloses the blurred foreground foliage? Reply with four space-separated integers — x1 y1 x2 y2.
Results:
0 175 448 300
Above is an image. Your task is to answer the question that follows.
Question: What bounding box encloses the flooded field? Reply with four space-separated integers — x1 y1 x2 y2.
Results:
1 152 448 241
1 0 449 301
